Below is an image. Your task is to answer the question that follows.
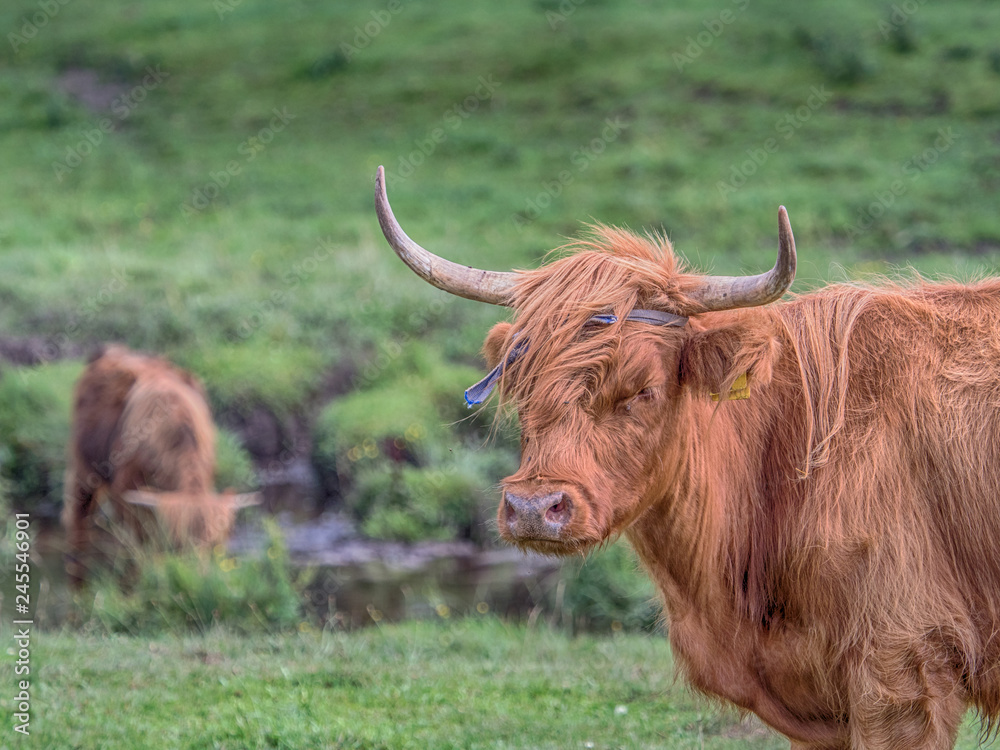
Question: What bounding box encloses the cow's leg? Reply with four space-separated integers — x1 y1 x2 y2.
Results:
848 648 965 749
61 465 98 587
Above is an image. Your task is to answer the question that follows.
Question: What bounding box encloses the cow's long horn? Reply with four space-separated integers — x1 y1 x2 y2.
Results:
122 490 160 508
687 206 796 311
375 166 518 306
226 492 263 509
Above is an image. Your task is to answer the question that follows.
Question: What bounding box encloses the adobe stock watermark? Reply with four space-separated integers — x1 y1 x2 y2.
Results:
180 107 295 216
8 0 74 53
878 0 928 40
51 66 170 182
11 513 33 737
16 263 130 383
76 397 173 489
339 0 412 61
510 115 629 231
386 75 501 182
845 127 958 240
214 0 244 20
231 236 336 342
673 0 751 71
352 292 449 390
717 85 832 196
546 0 586 30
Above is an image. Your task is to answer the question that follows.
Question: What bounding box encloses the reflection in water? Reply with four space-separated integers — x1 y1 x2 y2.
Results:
238 513 564 628
14 513 563 630
303 550 562 629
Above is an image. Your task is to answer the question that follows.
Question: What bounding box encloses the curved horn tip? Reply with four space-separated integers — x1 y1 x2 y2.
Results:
777 204 795 269
684 205 796 312
777 205 795 259
372 164 518 306
778 205 790 228
375 165 387 199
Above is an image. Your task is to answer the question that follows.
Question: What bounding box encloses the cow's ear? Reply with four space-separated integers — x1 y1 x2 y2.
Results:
679 317 782 397
482 322 513 370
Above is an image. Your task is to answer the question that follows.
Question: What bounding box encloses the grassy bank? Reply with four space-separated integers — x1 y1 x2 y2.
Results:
3 618 994 749
6 619 778 749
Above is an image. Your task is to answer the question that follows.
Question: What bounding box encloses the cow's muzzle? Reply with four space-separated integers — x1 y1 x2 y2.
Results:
502 490 572 541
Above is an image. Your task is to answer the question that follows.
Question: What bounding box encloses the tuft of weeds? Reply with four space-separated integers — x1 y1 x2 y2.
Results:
554 541 662 634
78 519 303 635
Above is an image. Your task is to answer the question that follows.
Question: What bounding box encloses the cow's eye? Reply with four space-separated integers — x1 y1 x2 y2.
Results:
620 387 654 413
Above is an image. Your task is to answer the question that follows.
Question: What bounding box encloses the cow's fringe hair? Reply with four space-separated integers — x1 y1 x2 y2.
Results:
495 225 704 430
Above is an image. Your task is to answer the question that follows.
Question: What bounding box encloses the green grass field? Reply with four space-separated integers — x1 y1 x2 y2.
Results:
2 0 1000 746
0 619 992 749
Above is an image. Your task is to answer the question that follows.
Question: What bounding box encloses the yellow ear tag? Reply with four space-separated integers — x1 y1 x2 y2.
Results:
711 372 750 402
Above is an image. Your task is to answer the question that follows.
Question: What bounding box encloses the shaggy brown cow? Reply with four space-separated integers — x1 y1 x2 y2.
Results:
62 346 258 584
376 166 1000 748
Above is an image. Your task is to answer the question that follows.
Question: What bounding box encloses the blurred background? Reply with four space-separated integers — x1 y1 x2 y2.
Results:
0 0 999 743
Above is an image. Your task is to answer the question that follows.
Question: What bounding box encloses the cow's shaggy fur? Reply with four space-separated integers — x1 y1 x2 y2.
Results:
486 226 1000 748
62 346 247 584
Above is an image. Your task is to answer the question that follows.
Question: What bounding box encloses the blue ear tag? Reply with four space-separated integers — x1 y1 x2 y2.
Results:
465 365 501 409
464 364 504 407
464 340 527 407
463 310 687 407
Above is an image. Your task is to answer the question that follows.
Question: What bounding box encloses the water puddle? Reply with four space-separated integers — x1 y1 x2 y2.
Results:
13 513 563 630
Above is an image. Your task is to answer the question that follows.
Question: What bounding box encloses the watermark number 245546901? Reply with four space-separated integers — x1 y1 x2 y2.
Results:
11 513 33 737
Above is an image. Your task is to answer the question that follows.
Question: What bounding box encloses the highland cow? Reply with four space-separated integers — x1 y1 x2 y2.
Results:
376 165 1000 748
62 346 258 584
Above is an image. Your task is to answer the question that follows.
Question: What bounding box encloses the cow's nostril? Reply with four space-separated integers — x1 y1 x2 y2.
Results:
504 490 571 535
545 495 570 523
505 497 518 523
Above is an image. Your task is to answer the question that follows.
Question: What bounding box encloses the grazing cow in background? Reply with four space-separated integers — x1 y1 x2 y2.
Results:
62 345 259 585
376 165 1000 748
